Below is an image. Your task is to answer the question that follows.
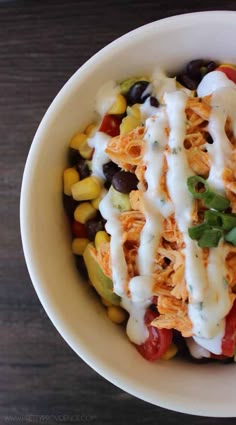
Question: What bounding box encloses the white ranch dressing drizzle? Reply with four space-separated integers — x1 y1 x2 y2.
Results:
197 71 236 192
99 191 154 343
164 90 229 354
121 297 149 344
95 80 119 116
99 190 128 297
194 323 225 355
207 86 236 191
88 132 110 179
165 90 208 303
137 110 169 277
186 338 210 359
151 69 176 101
197 70 235 97
140 98 160 121
125 111 170 344
190 243 230 353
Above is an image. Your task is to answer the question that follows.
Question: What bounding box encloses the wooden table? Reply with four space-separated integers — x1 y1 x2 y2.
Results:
2 1 236 423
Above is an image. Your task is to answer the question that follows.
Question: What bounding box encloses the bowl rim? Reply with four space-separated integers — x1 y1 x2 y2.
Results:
20 10 236 417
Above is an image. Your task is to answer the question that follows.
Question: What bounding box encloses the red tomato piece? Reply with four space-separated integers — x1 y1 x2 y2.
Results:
221 300 236 357
135 309 173 361
210 354 229 361
72 220 87 238
99 114 121 137
217 64 236 84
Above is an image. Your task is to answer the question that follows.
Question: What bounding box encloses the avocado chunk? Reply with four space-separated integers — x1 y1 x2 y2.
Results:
83 244 120 306
110 186 131 212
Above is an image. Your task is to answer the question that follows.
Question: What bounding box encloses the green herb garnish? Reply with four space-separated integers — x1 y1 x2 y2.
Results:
187 176 232 248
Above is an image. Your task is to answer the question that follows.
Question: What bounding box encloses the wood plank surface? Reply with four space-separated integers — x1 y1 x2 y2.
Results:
1 1 236 424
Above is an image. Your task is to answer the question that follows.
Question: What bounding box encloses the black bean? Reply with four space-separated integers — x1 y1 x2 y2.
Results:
63 195 78 219
186 59 217 82
112 170 139 194
149 96 159 108
187 59 205 80
126 81 150 105
103 161 121 183
177 73 199 90
85 214 106 241
68 148 82 167
206 61 217 73
104 180 111 190
74 255 88 280
76 159 90 179
200 61 218 78
206 133 214 144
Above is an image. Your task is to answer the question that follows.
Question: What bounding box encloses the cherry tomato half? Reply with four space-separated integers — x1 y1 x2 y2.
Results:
217 64 236 84
136 309 173 361
99 114 121 137
72 220 87 238
221 300 236 357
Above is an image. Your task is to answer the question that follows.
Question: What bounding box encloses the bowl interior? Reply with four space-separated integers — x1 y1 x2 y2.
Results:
21 11 236 417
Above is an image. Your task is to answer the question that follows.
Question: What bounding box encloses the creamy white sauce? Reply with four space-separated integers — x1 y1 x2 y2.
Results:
184 240 208 303
151 69 176 101
193 325 225 355
137 111 169 277
197 71 236 191
126 111 170 342
129 276 153 303
95 80 119 116
197 70 235 97
88 131 110 179
186 338 210 359
165 91 208 305
208 86 236 191
140 97 160 120
164 90 230 354
99 190 128 297
191 243 230 335
98 157 151 344
121 297 149 344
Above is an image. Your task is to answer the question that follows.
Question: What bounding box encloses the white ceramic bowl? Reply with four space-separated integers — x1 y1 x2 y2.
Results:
20 11 236 417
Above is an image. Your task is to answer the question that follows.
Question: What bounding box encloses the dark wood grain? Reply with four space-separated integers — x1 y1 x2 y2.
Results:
1 1 236 424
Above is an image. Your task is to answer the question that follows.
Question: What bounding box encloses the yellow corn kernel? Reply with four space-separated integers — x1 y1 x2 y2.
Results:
74 202 97 224
63 167 80 196
161 343 178 360
101 297 113 307
91 195 101 210
107 306 127 324
71 176 102 201
108 94 127 115
69 132 93 159
127 103 141 120
78 139 93 159
120 115 141 135
95 231 110 249
85 123 97 135
72 238 89 255
69 132 87 150
91 189 106 209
